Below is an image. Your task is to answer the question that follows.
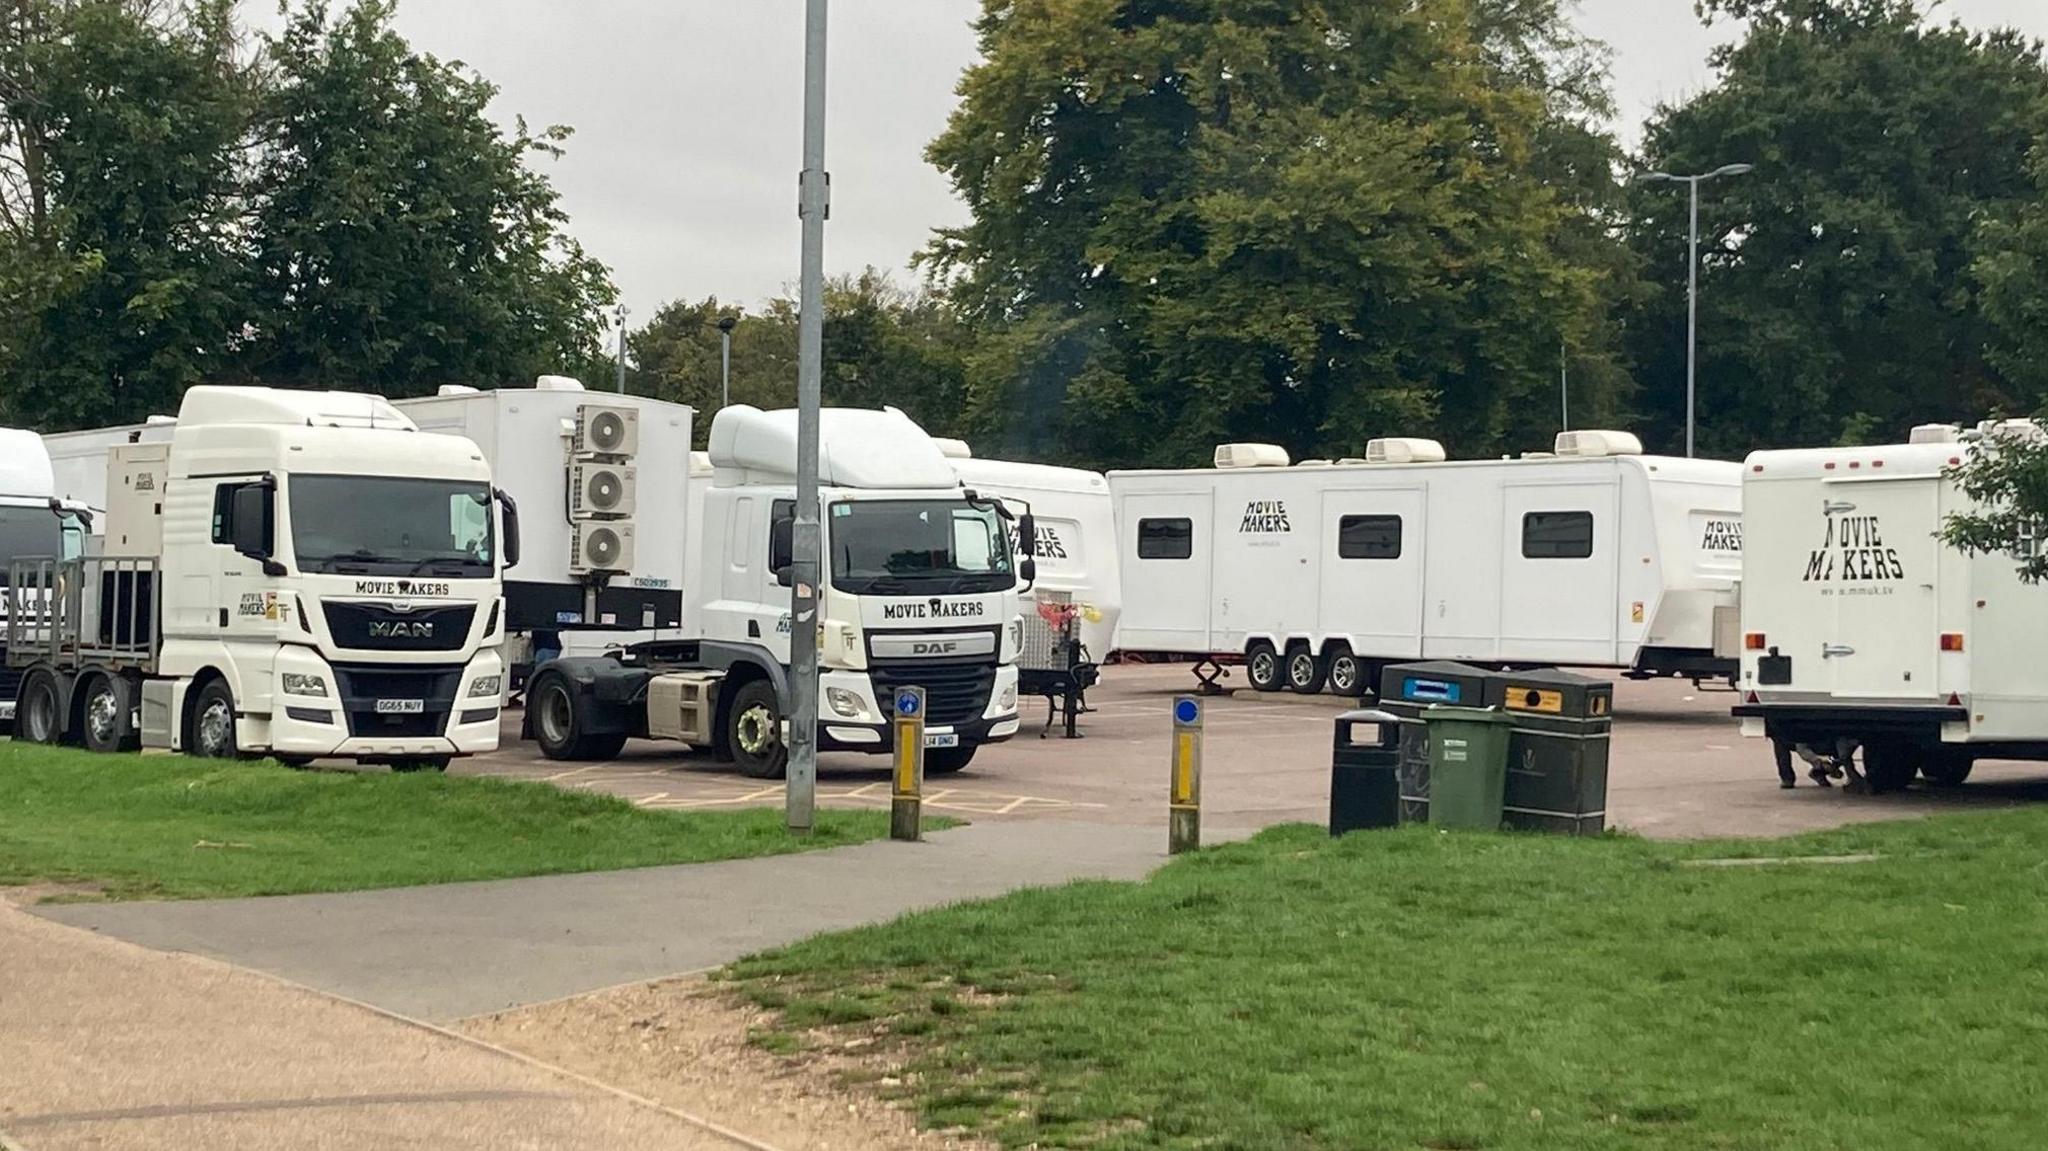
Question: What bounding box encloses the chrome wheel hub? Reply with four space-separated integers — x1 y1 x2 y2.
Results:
87 688 119 744
735 704 778 756
198 700 233 755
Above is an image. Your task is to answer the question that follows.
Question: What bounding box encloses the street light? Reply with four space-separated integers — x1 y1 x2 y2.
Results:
1637 163 1753 458
614 304 630 394
716 315 737 411
787 0 830 833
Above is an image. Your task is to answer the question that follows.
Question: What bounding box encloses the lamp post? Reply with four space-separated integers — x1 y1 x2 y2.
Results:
614 304 630 394
787 0 830 833
1636 163 1753 458
716 315 736 411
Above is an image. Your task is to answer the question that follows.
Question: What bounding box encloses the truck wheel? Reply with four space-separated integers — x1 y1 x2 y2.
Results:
1245 642 1282 693
1325 647 1363 697
1285 647 1327 695
79 673 134 754
1861 740 1918 794
1922 751 1975 788
725 679 788 780
531 673 586 760
391 757 452 773
16 670 65 745
926 745 977 775
189 680 238 759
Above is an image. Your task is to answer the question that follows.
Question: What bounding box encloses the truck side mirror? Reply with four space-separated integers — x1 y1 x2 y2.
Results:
769 517 794 587
1016 512 1038 587
497 488 521 570
230 481 276 566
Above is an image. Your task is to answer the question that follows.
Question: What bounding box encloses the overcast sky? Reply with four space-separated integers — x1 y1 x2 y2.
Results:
259 1 2048 318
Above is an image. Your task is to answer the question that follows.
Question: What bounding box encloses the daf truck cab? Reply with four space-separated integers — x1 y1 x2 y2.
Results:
1 428 91 728
524 405 1034 777
5 388 517 770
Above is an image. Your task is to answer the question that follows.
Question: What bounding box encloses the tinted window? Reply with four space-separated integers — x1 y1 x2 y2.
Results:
1137 517 1193 560
1522 511 1595 559
1337 515 1402 560
211 484 234 545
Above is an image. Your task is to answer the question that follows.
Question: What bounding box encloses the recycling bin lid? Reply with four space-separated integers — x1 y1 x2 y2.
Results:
1380 661 1493 707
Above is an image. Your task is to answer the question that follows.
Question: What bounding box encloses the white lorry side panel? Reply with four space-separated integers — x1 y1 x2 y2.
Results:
950 457 1121 659
1497 471 1622 666
1113 488 1214 652
1209 476 1318 653
1316 484 1426 660
42 421 174 518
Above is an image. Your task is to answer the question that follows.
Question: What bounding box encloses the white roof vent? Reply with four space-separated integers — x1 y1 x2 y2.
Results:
535 374 586 392
437 384 481 397
1521 451 1557 459
932 437 973 460
1214 443 1291 469
1297 458 1333 468
144 414 178 426
1337 457 1366 466
1908 424 1961 444
1364 437 1447 464
1554 430 1643 458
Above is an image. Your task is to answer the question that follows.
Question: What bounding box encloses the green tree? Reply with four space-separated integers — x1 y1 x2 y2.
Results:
925 0 1621 467
1974 142 2048 400
1941 423 2048 582
1626 0 2048 455
243 0 613 396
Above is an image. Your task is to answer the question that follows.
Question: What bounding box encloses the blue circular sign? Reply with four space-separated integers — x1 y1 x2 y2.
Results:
896 691 922 717
1174 699 1200 725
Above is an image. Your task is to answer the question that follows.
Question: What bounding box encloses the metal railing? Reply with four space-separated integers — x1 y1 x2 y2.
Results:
4 556 160 671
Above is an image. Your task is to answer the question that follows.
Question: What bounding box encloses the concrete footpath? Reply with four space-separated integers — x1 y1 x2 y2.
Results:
37 820 1170 1022
0 900 752 1151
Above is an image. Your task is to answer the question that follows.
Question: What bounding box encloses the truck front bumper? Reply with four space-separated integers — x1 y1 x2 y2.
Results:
820 711 1021 753
816 666 1020 753
265 647 504 761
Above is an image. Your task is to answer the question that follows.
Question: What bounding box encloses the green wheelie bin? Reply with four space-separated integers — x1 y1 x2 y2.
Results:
1423 705 1513 830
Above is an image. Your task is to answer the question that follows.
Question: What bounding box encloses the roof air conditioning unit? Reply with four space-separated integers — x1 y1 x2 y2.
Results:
570 462 637 519
1297 459 1333 467
1364 437 1447 464
575 403 638 457
1908 424 1961 444
932 437 973 460
437 384 481 397
536 375 585 392
570 520 636 575
1554 430 1643 458
1213 443 1290 469
1976 418 2044 443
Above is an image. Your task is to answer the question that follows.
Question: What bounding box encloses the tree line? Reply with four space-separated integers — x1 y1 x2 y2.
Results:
4 0 2047 474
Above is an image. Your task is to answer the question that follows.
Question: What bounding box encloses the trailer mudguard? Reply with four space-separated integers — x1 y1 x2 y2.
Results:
521 655 649 738
695 641 791 706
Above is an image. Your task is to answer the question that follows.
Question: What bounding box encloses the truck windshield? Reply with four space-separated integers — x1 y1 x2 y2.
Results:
289 475 495 577
829 499 1014 595
0 506 63 583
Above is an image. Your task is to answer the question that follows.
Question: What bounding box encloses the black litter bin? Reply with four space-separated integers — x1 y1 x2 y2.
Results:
1484 668 1613 835
1376 662 1496 824
1330 709 1402 835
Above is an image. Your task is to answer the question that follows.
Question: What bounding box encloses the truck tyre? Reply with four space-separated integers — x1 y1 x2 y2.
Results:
1325 647 1363 697
16 670 65 745
926 745 977 775
189 679 238 759
1922 751 1975 788
79 672 135 754
724 679 788 779
529 672 626 761
1285 646 1327 695
1245 642 1282 693
1861 740 1917 795
391 757 452 773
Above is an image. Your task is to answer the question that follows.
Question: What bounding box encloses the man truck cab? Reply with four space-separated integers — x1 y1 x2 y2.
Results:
524 405 1032 777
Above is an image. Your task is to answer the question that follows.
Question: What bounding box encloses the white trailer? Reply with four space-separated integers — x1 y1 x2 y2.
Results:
1110 431 1744 695
1733 424 2048 791
41 417 175 518
6 387 515 770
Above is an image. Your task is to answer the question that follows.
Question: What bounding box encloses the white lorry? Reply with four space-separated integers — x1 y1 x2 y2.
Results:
5 387 517 770
0 428 92 728
1733 423 2048 791
1110 431 1744 695
522 404 1034 777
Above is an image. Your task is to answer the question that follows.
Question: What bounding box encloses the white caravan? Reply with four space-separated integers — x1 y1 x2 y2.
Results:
522 405 1032 777
5 388 515 770
393 379 692 668
1110 432 1744 695
0 429 91 726
1733 423 2048 791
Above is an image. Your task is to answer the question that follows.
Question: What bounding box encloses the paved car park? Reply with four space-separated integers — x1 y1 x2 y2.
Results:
463 663 2048 840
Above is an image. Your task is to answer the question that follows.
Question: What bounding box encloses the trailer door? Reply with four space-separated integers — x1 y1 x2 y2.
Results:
1819 478 1939 699
1499 480 1621 665
1119 492 1212 651
1318 487 1425 659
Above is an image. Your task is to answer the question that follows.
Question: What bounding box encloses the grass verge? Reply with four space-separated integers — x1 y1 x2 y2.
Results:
729 813 2048 1150
0 742 925 900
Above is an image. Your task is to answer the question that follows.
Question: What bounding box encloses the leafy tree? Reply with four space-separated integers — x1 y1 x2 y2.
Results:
1941 423 2048 582
243 0 613 396
925 0 1623 467
1974 142 2048 400
1626 0 2048 455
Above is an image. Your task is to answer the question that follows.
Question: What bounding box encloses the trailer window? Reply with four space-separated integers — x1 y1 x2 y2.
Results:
1522 511 1595 559
1137 518 1193 560
1337 515 1403 560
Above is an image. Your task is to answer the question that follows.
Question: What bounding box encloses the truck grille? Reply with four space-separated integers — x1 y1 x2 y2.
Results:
871 658 997 728
323 602 475 653
331 664 463 739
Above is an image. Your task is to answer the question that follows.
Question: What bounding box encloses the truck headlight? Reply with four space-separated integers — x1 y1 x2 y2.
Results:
468 675 503 699
825 687 866 719
999 682 1018 711
280 673 328 698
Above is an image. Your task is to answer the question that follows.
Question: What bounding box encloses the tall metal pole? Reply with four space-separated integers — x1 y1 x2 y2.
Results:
787 0 829 833
1685 177 1699 459
615 304 629 394
720 328 732 410
1559 341 1569 433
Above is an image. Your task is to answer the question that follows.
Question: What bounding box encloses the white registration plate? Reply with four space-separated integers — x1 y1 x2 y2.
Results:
923 732 959 749
375 699 425 715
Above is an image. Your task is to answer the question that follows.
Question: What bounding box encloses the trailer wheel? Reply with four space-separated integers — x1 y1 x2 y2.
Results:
16 670 65 745
1245 642 1283 693
1285 647 1328 695
189 679 238 759
1860 740 1918 794
926 746 978 775
1325 647 1364 697
79 672 135 754
529 672 626 761
1922 751 1975 788
725 679 788 779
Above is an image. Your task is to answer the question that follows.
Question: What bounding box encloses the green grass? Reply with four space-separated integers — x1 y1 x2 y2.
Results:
0 742 923 900
729 814 2048 1150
